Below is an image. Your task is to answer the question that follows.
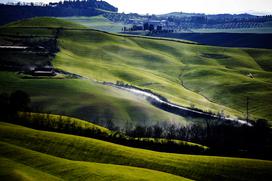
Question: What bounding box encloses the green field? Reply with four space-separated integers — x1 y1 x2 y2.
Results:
17 112 111 135
4 17 86 29
53 26 272 121
0 142 188 181
1 16 272 181
0 72 188 128
60 16 130 33
12 112 209 153
1 122 271 181
1 17 272 123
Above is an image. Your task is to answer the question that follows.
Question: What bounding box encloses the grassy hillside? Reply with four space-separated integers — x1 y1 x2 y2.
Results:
0 122 271 181
61 16 129 32
1 17 272 123
4 17 86 29
12 112 208 153
17 112 111 134
0 142 189 181
0 72 188 128
1 15 272 181
53 27 272 121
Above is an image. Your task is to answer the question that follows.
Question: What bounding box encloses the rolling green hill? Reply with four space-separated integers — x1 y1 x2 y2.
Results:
1 17 272 123
13 112 209 153
0 122 271 181
60 16 129 33
0 72 188 128
17 112 111 135
53 27 272 121
3 17 86 29
0 141 188 181
1 16 272 181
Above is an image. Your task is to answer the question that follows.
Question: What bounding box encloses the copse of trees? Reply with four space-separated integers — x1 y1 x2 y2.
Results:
2 0 118 12
9 112 209 155
48 0 117 12
9 91 31 112
17 112 110 140
0 90 208 155
0 0 118 25
124 119 272 159
0 90 31 120
0 90 271 159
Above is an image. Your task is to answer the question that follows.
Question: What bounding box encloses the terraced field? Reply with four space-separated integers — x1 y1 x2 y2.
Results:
1 122 271 181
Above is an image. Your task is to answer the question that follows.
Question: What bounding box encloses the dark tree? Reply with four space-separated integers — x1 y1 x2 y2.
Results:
143 22 149 30
0 93 10 119
10 90 30 112
167 124 176 139
153 125 163 138
106 120 115 130
149 24 155 31
133 125 146 137
146 126 153 137
253 119 270 146
157 26 162 31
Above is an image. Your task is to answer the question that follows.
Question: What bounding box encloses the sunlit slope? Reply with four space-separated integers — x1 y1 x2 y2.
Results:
0 17 85 37
4 17 86 29
14 112 208 151
2 17 272 121
0 72 187 127
17 112 111 134
53 28 272 121
0 142 189 181
60 16 127 32
0 157 61 181
1 122 272 181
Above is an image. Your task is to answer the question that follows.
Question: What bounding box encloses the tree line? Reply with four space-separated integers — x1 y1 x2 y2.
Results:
0 90 208 155
0 0 118 25
0 90 271 159
124 119 272 159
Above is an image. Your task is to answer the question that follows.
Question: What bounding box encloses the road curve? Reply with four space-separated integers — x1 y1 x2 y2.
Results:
101 82 252 126
57 70 252 126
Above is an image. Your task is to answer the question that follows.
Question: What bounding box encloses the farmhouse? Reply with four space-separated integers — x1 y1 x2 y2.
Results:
31 67 56 76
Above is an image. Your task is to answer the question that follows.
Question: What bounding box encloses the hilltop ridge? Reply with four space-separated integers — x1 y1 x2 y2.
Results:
0 0 118 25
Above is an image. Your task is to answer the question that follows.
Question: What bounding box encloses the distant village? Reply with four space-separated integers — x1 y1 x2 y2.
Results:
123 19 175 33
1 0 272 32
104 12 272 33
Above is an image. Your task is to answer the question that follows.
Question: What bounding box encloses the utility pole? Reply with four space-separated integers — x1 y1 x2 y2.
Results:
246 96 249 123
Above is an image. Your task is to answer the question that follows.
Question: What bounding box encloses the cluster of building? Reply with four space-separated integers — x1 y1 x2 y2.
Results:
125 19 174 32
